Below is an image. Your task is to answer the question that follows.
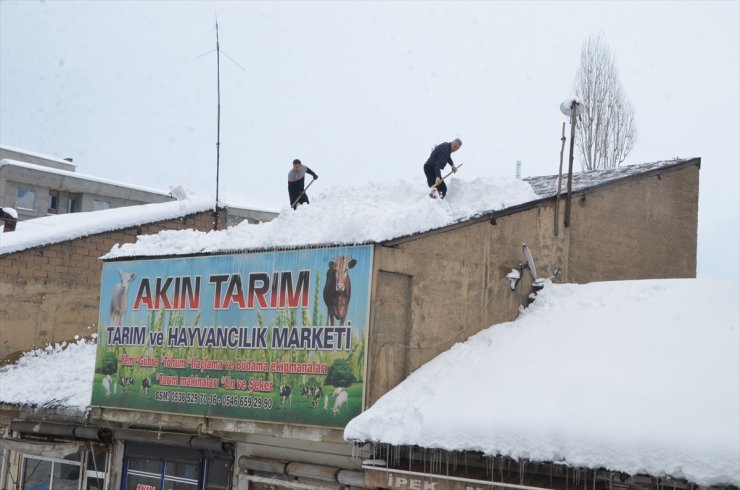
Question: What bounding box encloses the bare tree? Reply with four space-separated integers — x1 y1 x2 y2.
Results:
574 33 636 170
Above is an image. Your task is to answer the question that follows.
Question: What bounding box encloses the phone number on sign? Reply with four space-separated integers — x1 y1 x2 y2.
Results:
154 391 273 409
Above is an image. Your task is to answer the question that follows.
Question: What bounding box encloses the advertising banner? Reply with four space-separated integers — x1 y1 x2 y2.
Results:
91 245 372 428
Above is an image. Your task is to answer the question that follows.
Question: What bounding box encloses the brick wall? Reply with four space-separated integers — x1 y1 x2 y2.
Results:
0 210 222 362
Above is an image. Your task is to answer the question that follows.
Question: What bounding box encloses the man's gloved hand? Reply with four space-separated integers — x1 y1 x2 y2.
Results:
435 177 443 186
451 164 458 173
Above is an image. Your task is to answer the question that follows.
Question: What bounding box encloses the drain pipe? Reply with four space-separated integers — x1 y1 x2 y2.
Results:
10 421 111 442
240 474 339 490
240 456 366 489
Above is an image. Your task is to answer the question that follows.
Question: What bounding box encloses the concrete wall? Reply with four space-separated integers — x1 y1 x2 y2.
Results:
566 163 699 281
366 207 552 406
0 211 223 362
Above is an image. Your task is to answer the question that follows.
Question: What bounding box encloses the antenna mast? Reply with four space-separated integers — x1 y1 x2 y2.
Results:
214 17 221 230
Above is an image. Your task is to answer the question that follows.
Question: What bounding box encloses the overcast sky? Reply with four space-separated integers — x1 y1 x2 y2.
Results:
1 1 738 278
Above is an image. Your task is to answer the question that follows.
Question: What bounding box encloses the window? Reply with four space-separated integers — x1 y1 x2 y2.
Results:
20 446 108 490
123 444 231 490
68 194 81 213
48 191 59 213
125 457 200 490
93 200 111 211
22 454 80 490
16 188 36 210
84 446 108 490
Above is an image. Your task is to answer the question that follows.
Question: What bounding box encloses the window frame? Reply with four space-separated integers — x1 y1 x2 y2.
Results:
67 193 81 213
19 445 109 490
48 190 60 213
20 452 82 490
93 200 111 211
16 187 36 210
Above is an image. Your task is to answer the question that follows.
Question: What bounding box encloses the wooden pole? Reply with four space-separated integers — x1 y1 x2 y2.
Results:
554 122 566 236
564 102 577 228
214 19 222 230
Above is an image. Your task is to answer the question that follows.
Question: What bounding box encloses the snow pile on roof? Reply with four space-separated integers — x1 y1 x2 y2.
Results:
345 279 740 487
0 337 96 410
1 207 18 219
0 197 214 255
104 176 539 258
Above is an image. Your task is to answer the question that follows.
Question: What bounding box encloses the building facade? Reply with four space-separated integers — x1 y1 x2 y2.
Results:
0 159 701 490
1 145 175 221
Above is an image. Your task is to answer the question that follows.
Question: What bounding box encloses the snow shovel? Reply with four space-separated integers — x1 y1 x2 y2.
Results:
291 177 317 209
429 163 463 198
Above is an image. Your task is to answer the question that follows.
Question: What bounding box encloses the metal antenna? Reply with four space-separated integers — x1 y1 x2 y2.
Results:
214 16 221 230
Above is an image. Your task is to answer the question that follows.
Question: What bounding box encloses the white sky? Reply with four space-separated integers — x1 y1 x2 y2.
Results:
0 1 738 277
2 278 737 486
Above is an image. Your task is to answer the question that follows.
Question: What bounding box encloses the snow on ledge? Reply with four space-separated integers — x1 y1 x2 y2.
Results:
0 198 215 256
344 279 740 487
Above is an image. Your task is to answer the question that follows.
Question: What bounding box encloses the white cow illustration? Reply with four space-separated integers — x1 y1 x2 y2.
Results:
109 269 135 326
332 390 348 416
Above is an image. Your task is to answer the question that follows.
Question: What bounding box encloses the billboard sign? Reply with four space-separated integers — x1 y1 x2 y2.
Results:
91 245 372 428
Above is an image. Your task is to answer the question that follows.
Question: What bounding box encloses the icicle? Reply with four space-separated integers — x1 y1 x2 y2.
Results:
521 460 525 486
550 461 553 488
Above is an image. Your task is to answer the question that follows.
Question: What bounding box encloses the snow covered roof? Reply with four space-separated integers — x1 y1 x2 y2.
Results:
0 157 171 196
0 198 215 256
0 143 78 167
0 337 96 410
101 158 698 259
344 278 740 487
1 207 18 219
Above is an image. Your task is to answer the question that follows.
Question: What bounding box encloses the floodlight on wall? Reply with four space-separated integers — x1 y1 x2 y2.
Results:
508 244 546 303
560 97 585 117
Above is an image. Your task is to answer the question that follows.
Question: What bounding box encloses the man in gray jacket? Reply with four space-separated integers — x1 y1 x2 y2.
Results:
288 159 318 209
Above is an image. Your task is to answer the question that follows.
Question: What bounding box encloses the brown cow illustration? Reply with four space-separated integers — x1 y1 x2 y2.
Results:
323 256 357 326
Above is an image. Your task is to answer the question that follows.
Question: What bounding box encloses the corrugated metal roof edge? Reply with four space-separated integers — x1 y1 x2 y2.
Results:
102 241 376 262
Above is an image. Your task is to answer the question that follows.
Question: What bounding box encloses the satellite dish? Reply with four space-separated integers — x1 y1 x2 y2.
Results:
560 98 585 117
522 243 538 281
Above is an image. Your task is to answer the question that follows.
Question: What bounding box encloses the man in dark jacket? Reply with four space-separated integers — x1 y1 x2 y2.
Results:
288 159 318 209
423 138 461 199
